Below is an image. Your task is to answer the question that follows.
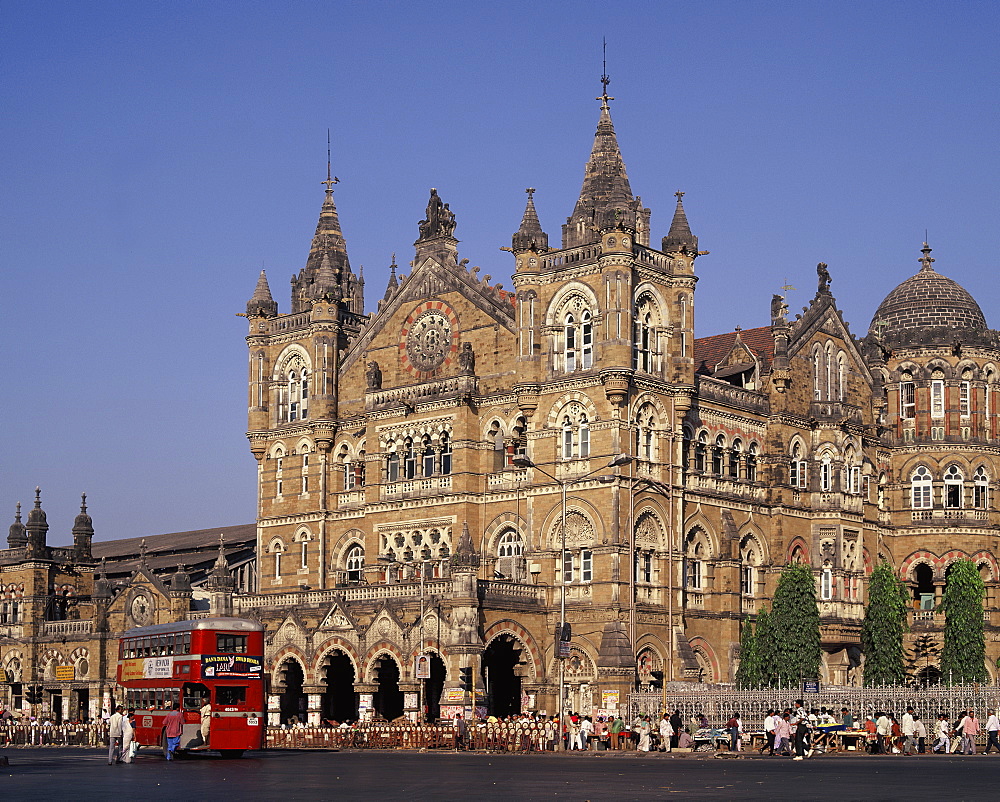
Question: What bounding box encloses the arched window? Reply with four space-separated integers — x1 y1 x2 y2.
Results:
564 314 577 372
821 566 833 600
819 454 833 491
837 353 847 401
403 438 416 480
636 406 656 462
581 311 593 369
825 342 834 400
911 466 932 509
440 433 452 475
301 452 310 494
386 447 400 483
560 406 590 460
789 442 807 489
695 432 708 472
422 436 435 477
740 536 760 597
281 356 310 423
496 529 524 557
712 435 725 475
562 415 574 460
345 544 364 582
684 530 709 591
339 445 354 490
355 446 366 487
729 440 742 479
944 465 964 509
746 443 759 483
974 466 989 509
273 544 283 579
812 346 823 401
275 452 284 497
579 414 590 458
300 539 308 569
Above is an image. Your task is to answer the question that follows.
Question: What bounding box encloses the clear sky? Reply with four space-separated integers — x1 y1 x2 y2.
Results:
4 1 1000 544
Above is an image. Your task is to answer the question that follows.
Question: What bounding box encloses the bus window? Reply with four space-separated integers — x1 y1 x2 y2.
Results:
171 689 181 708
216 634 247 654
183 683 210 711
181 634 191 654
216 686 247 705
155 690 164 709
166 636 175 656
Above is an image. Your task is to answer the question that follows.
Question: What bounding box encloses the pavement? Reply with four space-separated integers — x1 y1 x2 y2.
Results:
4 747 1000 801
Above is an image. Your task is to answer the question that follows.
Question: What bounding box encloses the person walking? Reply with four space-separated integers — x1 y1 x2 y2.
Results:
669 709 682 749
914 714 927 754
762 709 776 755
875 711 891 754
933 714 950 753
121 709 135 763
960 711 979 755
726 713 743 752
163 702 184 761
901 707 916 755
637 716 652 752
610 715 624 750
107 705 125 765
793 708 809 760
984 710 1000 754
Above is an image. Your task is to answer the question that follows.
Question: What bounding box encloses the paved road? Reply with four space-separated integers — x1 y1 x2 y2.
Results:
4 748 1000 801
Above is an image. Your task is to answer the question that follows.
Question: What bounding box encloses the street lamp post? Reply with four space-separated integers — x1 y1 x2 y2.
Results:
513 453 631 750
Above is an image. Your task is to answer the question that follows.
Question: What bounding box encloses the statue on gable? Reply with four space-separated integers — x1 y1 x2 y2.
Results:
771 293 788 323
366 360 382 390
817 262 831 295
418 188 457 240
458 342 476 374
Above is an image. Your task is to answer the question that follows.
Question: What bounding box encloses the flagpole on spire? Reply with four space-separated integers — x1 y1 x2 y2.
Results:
598 37 614 108
322 128 339 194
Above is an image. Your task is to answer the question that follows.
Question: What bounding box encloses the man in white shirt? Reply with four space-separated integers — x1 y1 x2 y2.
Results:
901 707 916 755
107 705 125 765
762 709 776 755
984 710 1000 754
875 712 891 754
933 714 950 753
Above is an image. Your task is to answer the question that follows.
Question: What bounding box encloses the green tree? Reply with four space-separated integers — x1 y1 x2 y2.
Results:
940 559 988 684
861 562 909 686
770 563 821 686
906 634 942 685
754 606 776 686
735 618 761 687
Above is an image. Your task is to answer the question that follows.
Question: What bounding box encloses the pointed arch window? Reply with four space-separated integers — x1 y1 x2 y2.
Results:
301 453 309 494
402 438 416 480
440 432 452 475
911 466 932 509
579 414 590 458
729 439 742 479
825 343 834 400
900 375 916 419
581 311 593 369
636 406 656 462
275 453 284 497
422 436 435 477
819 454 833 491
496 529 524 557
812 346 823 401
931 374 945 419
386 448 400 483
944 465 964 509
837 353 847 401
789 442 807 489
562 415 574 460
564 314 577 372
695 432 708 472
273 544 283 579
712 435 725 475
345 544 364 582
974 466 989 509
746 443 759 483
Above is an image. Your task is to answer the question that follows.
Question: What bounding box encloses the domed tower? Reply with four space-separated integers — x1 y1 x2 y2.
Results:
863 243 1000 652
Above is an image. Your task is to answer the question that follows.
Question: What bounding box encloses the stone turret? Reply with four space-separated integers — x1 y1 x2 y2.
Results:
512 188 548 253
25 487 48 558
7 502 26 549
661 191 698 255
205 535 235 616
247 270 278 318
72 493 94 562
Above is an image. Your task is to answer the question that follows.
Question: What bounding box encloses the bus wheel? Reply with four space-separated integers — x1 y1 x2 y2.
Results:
160 731 168 758
219 750 244 759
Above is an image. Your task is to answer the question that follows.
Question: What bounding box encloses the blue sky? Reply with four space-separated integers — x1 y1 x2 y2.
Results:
4 1 1000 543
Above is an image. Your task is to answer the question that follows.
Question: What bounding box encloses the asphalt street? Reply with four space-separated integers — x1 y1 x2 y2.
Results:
4 748 1000 801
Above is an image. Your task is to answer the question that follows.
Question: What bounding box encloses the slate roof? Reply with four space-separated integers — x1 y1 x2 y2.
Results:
694 326 774 377
92 523 255 578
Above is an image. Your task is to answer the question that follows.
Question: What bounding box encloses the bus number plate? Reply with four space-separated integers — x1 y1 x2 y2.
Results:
247 717 259 726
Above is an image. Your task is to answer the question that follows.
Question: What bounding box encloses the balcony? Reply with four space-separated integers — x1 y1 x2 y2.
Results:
811 492 864 514
0 624 24 638
478 580 546 606
696 376 769 414
235 579 455 611
911 508 989 523
487 469 528 489
690 473 766 501
42 620 93 636
336 490 366 507
382 475 452 499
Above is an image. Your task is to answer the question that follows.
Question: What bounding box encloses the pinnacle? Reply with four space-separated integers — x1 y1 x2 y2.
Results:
662 191 698 254
512 188 548 252
247 269 278 317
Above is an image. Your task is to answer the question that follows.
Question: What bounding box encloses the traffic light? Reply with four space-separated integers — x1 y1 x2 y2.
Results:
26 685 43 705
458 667 474 692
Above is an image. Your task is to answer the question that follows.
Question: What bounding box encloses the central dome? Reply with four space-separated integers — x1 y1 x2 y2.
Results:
869 244 987 344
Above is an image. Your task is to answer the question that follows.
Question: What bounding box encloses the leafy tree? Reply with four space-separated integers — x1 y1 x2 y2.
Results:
861 562 909 686
754 606 776 686
735 618 761 687
906 634 942 686
940 559 988 684
770 563 821 686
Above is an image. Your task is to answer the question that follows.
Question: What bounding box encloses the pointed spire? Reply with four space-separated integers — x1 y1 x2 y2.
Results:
382 254 399 302
512 188 548 253
919 241 936 272
451 521 480 568
25 486 48 554
7 501 26 548
247 270 278 317
73 492 94 561
662 190 699 254
563 94 641 248
291 145 351 313
311 239 339 300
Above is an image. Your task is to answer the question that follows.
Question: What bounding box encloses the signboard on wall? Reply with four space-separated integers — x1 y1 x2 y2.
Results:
415 655 431 680
55 666 75 682
601 689 620 710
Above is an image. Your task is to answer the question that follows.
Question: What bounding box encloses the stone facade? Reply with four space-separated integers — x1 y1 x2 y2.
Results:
237 95 1000 724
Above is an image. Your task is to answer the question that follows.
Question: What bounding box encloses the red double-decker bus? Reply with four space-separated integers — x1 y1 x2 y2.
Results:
117 618 265 758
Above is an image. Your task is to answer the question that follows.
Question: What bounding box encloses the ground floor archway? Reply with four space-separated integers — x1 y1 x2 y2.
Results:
277 658 306 726
373 654 403 721
482 634 522 717
422 653 446 721
320 650 357 723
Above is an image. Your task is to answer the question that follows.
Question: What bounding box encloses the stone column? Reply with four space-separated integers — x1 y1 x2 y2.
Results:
303 685 324 726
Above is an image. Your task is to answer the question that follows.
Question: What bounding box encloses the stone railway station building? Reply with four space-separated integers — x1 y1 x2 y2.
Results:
4 93 1000 724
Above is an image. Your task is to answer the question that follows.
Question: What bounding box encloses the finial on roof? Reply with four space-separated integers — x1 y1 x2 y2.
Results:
321 128 339 195
919 241 936 272
34 487 41 508
139 538 147 564
247 270 278 317
80 493 87 512
7 501 27 549
14 502 21 523
383 254 399 302
598 37 614 110
512 187 548 253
